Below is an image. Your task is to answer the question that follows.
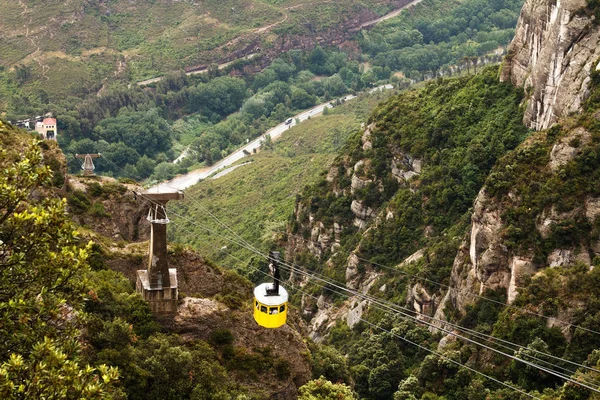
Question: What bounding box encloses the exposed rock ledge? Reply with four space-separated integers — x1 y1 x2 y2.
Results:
501 0 600 130
433 181 600 331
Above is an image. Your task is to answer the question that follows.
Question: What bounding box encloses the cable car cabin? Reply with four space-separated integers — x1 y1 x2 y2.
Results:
253 283 288 329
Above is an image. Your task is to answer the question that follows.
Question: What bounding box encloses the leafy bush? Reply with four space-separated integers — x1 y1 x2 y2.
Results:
67 189 91 213
210 328 234 346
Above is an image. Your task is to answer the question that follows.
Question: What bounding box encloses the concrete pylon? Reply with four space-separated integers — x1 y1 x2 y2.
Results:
136 191 184 314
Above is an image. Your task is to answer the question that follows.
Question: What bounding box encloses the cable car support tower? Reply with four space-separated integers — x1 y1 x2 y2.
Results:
136 191 184 314
75 153 101 176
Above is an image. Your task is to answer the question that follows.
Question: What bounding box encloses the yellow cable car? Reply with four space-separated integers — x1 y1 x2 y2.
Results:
253 251 288 329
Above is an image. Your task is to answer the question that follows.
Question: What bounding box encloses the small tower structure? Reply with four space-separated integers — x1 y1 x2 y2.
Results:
75 153 101 176
136 191 184 314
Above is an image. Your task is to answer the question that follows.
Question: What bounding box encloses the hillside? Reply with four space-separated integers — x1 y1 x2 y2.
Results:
0 0 403 97
168 88 397 269
5 0 600 397
274 0 600 396
0 123 321 399
0 0 525 190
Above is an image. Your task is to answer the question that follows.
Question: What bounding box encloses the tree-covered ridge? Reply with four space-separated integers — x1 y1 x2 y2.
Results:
284 58 600 400
0 122 121 398
483 66 600 263
285 68 533 398
294 67 528 278
359 0 523 79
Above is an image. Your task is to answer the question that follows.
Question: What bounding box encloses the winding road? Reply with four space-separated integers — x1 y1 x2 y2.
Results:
146 0 421 193
137 0 423 87
149 85 393 193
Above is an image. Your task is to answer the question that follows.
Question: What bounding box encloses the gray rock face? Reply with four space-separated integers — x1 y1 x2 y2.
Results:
548 127 592 170
345 253 361 289
351 172 372 194
469 192 510 292
500 0 600 130
351 199 375 229
391 155 422 183
362 123 375 150
507 256 535 303
409 283 435 315
432 189 519 322
434 179 600 326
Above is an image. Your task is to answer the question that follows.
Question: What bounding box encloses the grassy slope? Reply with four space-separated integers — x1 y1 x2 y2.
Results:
168 89 396 270
0 0 396 97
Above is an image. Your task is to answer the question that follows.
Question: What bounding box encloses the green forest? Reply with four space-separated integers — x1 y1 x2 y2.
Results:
282 63 600 399
7 0 600 398
5 61 600 399
0 0 524 184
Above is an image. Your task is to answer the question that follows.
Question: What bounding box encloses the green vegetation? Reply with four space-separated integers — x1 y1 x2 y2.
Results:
169 89 395 272
1 0 524 185
358 0 523 79
0 0 396 99
326 317 434 400
298 376 357 399
280 56 600 399
0 126 315 399
0 126 121 398
295 67 528 289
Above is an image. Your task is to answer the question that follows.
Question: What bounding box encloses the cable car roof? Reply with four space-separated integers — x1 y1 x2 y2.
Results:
254 283 288 305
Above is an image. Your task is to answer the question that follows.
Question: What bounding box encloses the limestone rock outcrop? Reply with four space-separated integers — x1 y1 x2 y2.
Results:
501 0 600 130
391 155 422 183
548 127 592 170
434 172 600 326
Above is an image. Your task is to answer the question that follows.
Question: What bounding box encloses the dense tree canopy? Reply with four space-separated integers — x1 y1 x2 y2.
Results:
93 108 172 157
299 376 357 400
0 133 120 398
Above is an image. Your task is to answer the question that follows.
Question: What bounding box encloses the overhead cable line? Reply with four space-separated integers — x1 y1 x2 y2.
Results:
157 190 600 378
96 155 600 390
162 218 542 400
164 176 600 343
285 231 600 338
133 191 600 391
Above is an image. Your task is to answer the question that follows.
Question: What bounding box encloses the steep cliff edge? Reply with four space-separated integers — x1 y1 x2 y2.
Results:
500 0 600 130
433 109 600 337
286 68 529 339
279 65 600 399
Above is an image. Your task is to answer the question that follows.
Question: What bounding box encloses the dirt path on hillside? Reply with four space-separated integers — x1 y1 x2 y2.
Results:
138 0 416 87
17 0 50 80
360 0 424 28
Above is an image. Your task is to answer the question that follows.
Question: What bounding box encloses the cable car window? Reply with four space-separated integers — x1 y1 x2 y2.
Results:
269 307 278 315
255 301 259 309
260 306 267 313
279 305 285 312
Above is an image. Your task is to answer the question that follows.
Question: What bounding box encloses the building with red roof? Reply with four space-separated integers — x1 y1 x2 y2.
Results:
35 117 57 140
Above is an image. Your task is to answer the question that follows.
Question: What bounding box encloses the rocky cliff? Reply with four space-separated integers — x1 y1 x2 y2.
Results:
286 69 530 339
500 0 600 130
431 113 600 337
66 175 150 242
425 0 600 337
